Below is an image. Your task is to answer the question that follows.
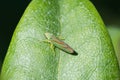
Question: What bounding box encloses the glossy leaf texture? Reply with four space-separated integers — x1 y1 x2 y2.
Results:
1 0 120 80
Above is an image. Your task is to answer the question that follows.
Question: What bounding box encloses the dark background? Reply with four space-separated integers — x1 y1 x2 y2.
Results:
0 0 120 69
0 0 31 69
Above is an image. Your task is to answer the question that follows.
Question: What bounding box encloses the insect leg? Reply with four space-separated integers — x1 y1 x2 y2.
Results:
42 40 56 55
50 43 56 55
41 40 51 43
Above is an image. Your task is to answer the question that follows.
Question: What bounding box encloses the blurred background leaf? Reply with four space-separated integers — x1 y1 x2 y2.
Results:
107 26 120 66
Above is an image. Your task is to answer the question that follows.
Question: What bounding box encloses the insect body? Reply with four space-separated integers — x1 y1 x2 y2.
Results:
44 33 78 55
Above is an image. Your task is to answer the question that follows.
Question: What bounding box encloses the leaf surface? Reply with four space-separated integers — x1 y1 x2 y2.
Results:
1 0 120 80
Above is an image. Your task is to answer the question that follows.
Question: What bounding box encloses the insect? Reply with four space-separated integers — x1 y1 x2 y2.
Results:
44 32 78 55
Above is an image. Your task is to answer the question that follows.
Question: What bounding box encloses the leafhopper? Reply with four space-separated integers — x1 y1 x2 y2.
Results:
44 32 78 55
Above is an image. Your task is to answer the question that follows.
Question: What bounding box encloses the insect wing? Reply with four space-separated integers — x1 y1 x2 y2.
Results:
51 36 74 53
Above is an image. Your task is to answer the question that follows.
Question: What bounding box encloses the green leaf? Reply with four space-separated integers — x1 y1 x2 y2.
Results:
1 0 120 80
107 26 120 67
